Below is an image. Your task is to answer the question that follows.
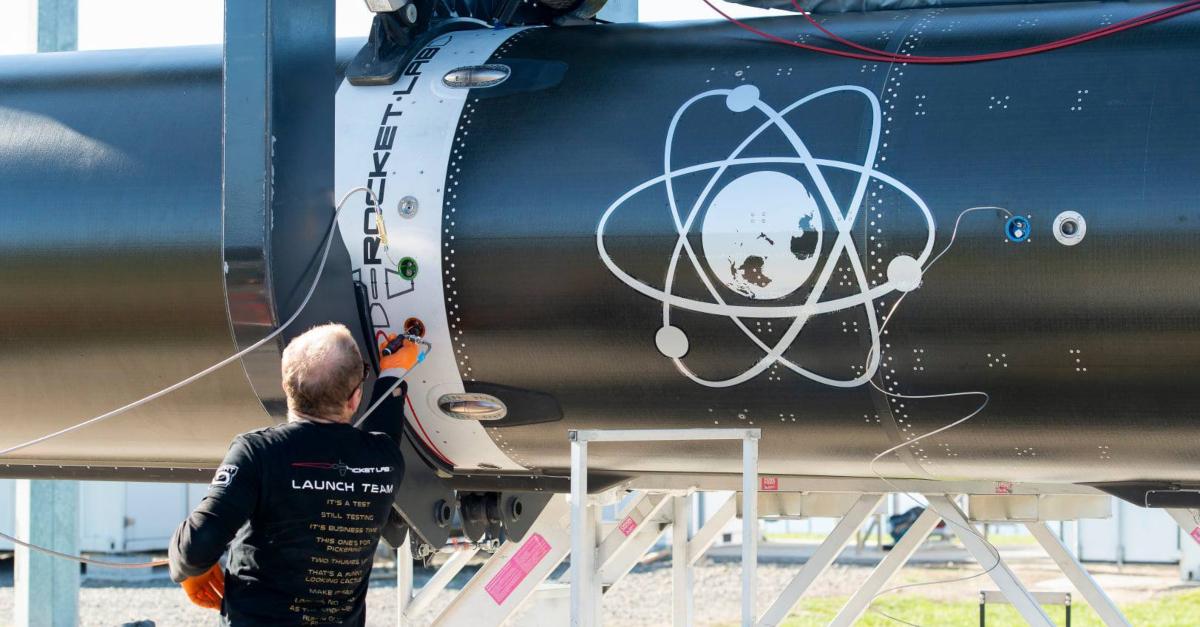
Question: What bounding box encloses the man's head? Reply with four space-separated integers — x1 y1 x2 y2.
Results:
281 323 366 423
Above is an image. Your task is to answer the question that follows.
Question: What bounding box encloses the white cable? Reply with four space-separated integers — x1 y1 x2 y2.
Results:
862 206 1014 619
354 337 432 429
0 530 169 569
0 186 425 570
0 186 379 459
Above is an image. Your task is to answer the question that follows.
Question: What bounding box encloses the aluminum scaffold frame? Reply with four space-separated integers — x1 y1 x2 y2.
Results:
568 428 762 627
395 473 1145 626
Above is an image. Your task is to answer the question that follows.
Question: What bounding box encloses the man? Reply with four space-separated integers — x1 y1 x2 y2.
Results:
169 323 418 625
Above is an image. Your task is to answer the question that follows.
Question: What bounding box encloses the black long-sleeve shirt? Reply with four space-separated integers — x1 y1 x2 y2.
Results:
169 420 404 626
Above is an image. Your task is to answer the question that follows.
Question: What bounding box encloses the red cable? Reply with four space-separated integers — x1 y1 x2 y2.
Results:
701 0 1199 64
405 393 456 467
788 0 1195 61
787 0 1199 62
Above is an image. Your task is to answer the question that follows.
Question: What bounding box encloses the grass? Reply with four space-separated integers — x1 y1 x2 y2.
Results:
765 587 1200 626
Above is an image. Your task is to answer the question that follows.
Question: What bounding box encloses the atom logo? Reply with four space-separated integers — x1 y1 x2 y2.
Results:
596 84 936 388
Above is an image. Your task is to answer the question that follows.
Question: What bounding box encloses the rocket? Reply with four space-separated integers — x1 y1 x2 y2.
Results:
2 0 1199 543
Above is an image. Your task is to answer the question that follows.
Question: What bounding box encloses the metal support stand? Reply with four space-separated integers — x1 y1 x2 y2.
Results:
433 495 573 626
758 493 883 627
36 0 76 53
397 534 413 624
569 429 760 627
1025 522 1130 627
926 495 1055 627
1166 507 1200 543
418 488 1139 627
672 494 694 627
597 493 672 585
830 505 941 627
742 436 758 627
1166 508 1200 583
569 438 600 626
409 546 481 620
689 496 737 566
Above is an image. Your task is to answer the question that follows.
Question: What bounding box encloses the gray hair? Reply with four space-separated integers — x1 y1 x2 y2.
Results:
281 323 364 419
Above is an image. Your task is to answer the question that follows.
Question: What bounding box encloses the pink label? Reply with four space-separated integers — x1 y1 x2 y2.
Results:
485 533 552 605
761 476 779 491
1190 527 1200 545
995 481 1013 495
619 516 638 536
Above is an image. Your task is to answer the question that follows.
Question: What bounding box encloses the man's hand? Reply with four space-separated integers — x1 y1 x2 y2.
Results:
380 334 420 371
181 564 225 610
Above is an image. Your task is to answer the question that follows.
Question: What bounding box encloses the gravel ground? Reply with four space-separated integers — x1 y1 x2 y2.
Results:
0 551 1191 626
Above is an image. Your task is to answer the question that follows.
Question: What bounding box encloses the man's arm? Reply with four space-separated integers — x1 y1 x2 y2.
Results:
358 378 408 439
169 436 261 583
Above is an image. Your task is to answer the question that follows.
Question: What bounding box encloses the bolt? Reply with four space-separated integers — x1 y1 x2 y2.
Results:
399 196 419 219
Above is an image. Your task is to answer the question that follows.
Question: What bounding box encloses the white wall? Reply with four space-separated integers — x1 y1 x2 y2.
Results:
0 0 376 55
1 480 206 553
1078 499 1180 564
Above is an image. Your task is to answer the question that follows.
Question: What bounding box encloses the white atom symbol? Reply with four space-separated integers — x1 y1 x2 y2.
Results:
596 84 936 388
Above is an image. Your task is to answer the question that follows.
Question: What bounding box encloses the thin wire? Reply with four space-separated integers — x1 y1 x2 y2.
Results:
0 186 422 570
0 530 169 569
872 607 923 627
0 186 379 459
860 207 1015 620
700 0 1200 64
0 353 432 570
786 0 1200 64
353 337 432 429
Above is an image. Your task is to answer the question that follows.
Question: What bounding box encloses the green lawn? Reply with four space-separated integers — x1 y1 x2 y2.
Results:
767 588 1200 626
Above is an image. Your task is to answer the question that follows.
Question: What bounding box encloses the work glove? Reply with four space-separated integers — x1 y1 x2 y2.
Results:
379 334 421 372
181 564 224 610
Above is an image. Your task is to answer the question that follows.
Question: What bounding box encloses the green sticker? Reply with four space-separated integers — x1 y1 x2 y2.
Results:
398 257 419 281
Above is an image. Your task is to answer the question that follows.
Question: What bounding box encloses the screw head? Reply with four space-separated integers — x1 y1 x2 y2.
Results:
398 196 419 219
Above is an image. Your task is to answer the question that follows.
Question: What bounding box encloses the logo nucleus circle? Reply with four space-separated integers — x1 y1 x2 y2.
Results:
596 84 936 389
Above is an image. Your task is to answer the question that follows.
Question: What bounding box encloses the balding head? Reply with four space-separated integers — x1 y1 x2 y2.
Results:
281 323 365 422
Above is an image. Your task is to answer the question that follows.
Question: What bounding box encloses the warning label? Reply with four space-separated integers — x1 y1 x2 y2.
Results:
761 477 779 491
1190 527 1200 545
485 533 552 605
619 516 638 536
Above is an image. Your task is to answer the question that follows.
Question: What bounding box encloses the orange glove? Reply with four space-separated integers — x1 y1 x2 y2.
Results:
181 564 225 610
379 334 420 371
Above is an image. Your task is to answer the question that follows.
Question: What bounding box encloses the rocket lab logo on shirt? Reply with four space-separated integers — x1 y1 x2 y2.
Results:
291 461 393 477
211 464 239 488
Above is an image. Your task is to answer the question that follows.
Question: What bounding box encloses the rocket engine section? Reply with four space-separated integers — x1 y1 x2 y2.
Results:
1 2 1199 507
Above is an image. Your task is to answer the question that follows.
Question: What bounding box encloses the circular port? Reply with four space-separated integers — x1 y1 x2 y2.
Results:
1005 216 1031 243
1053 211 1086 246
434 500 453 528
398 257 419 281
404 317 426 338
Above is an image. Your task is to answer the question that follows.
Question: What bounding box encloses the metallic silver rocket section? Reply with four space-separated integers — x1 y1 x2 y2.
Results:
0 47 271 466
221 0 341 420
